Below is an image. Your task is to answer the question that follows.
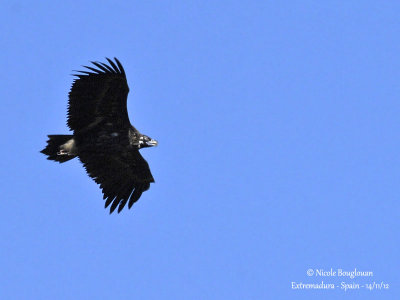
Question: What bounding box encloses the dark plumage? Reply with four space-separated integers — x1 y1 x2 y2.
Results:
41 58 157 213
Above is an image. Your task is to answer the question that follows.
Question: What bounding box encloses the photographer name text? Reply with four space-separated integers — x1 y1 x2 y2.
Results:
307 268 372 279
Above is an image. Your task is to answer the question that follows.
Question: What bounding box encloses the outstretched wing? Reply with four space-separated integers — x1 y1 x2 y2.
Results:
79 149 155 213
68 58 130 133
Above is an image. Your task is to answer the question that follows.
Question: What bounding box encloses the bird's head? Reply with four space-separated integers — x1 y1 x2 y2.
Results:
138 135 158 149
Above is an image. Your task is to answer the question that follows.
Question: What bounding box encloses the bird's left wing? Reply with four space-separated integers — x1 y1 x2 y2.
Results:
79 148 155 213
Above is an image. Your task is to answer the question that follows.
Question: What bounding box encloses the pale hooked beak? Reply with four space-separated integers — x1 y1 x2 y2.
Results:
146 139 158 147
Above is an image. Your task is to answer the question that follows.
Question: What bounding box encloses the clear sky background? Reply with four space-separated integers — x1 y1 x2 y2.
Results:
1 1 399 299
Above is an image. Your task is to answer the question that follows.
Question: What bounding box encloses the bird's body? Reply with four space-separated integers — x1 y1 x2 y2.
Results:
41 58 157 213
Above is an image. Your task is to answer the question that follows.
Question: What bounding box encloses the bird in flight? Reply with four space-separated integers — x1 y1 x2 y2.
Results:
41 58 157 214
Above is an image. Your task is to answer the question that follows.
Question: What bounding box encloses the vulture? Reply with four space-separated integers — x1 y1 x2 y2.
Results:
41 58 157 214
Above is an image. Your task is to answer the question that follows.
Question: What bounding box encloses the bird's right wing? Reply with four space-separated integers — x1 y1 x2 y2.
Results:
67 58 131 134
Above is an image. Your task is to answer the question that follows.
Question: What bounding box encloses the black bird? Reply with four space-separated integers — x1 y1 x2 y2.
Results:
41 58 157 213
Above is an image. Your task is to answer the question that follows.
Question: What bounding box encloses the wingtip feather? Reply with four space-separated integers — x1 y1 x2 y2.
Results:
105 57 120 74
114 57 125 75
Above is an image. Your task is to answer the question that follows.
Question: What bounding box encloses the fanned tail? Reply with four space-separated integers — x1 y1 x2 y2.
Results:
40 135 76 163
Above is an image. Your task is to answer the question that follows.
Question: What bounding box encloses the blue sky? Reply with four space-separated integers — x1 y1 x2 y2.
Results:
1 1 399 299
